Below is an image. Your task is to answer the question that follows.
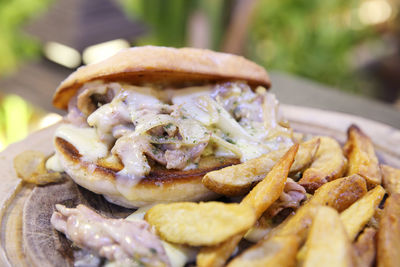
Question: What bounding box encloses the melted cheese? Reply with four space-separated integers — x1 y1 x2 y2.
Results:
55 124 108 162
171 86 215 126
173 94 274 161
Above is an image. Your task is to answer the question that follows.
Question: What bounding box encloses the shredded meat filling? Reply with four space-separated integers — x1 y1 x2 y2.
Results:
51 204 169 267
64 81 292 181
266 178 306 217
77 82 120 116
66 95 88 127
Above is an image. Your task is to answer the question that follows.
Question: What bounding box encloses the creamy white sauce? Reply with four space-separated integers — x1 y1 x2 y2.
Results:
56 82 293 190
170 86 215 126
45 154 64 172
170 85 292 162
55 124 108 162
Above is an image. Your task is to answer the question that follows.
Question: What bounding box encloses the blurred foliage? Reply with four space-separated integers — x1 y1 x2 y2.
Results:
0 94 36 149
123 0 377 93
121 0 231 50
0 0 387 148
247 0 376 94
0 0 380 92
0 0 51 75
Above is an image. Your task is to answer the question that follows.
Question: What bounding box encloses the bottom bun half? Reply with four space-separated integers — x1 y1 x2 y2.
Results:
54 137 239 208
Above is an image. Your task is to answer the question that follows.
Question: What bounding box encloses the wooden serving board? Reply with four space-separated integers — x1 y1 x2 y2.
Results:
1 104 399 266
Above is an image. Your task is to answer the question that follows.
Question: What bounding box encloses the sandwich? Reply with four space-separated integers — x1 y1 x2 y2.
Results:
47 46 294 208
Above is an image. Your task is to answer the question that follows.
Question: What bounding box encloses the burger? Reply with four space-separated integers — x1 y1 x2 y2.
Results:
46 46 294 208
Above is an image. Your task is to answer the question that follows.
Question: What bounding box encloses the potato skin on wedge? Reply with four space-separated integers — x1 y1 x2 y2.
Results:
203 139 318 196
264 175 366 242
227 235 299 267
309 174 367 212
197 234 243 267
144 202 256 246
197 144 298 267
202 152 279 196
340 185 385 241
381 164 400 195
344 124 381 188
299 137 347 193
377 193 400 267
301 206 353 267
354 228 377 267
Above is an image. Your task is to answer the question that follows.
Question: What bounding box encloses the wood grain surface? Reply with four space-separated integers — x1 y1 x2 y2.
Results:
0 105 399 266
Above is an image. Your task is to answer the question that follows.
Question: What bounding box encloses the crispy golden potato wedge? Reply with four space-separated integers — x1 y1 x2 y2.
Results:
377 193 400 267
227 235 299 267
244 208 282 243
367 207 382 229
202 153 278 196
274 175 366 248
14 150 63 185
145 202 256 246
272 205 318 240
30 172 63 185
340 185 385 240
241 144 298 218
344 124 381 188
301 206 353 267
197 234 243 267
197 144 298 267
290 138 320 174
299 136 347 192
14 150 47 178
381 164 400 195
248 175 367 244
354 227 377 267
203 139 318 196
283 175 366 232
309 174 367 212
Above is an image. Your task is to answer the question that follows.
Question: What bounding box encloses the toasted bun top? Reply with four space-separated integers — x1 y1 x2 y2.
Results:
53 46 271 110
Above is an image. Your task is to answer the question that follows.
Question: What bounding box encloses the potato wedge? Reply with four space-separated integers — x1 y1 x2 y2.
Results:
381 164 400 195
354 228 376 267
244 215 276 243
197 144 298 267
290 137 320 174
241 144 298 218
197 234 243 267
340 185 385 240
14 150 64 185
248 175 367 243
377 193 400 267
268 204 319 242
280 175 366 233
202 152 279 196
14 150 47 178
299 136 347 192
144 202 256 246
301 206 353 267
309 174 367 212
227 235 299 267
203 139 318 196
243 207 316 263
344 124 381 188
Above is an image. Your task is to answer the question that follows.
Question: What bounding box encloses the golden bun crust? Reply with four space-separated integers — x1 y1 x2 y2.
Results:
54 137 240 208
53 46 270 110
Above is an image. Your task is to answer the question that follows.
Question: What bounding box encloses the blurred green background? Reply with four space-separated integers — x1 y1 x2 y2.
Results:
0 0 399 149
